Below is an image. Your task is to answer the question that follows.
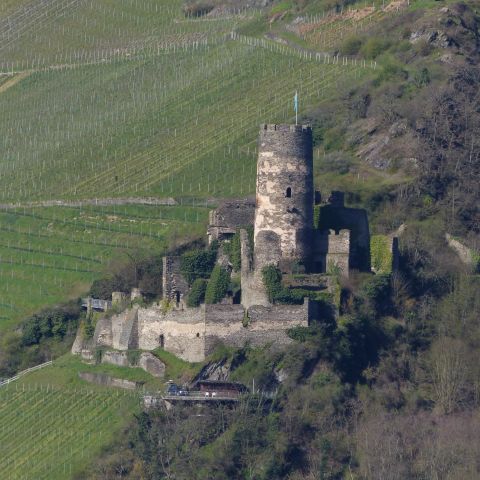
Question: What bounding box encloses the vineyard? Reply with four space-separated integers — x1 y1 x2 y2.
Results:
0 0 432 478
0 204 208 333
0 359 148 480
0 0 408 330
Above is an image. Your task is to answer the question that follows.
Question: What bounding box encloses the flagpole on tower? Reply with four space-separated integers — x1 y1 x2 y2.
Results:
294 90 298 125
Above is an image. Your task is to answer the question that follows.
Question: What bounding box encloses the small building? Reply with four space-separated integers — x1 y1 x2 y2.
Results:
193 380 248 398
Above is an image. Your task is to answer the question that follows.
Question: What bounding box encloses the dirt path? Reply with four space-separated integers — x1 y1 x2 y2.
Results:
0 197 219 209
0 71 31 94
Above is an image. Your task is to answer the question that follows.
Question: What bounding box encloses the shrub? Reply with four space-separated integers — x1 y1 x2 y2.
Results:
180 249 216 285
21 303 82 346
360 38 390 59
187 278 208 307
262 265 283 303
205 266 230 304
223 231 242 271
370 235 393 273
340 36 363 56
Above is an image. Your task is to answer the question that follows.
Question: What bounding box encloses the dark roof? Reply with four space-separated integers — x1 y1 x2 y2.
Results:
194 380 248 392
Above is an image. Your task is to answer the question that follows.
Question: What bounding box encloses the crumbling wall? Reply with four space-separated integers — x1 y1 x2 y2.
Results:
240 229 269 308
326 229 350 276
204 302 309 356
162 256 189 307
207 199 255 243
137 305 206 362
317 204 370 271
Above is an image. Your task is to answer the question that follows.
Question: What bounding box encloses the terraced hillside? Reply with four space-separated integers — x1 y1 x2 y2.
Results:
0 0 381 325
0 355 156 479
0 0 377 328
0 204 208 333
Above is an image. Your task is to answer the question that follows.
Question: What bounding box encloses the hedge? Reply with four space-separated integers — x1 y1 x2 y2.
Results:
205 266 230 304
187 278 208 307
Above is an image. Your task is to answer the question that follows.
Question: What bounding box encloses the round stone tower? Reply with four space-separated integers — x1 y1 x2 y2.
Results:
254 124 314 272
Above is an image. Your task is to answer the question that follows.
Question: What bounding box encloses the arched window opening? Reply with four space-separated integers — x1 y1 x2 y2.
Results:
285 187 292 198
159 334 165 349
175 291 181 305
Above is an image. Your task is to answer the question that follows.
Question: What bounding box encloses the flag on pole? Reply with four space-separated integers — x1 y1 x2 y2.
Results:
294 91 298 125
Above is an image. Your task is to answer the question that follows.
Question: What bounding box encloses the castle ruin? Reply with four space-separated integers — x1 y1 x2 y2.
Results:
74 124 396 364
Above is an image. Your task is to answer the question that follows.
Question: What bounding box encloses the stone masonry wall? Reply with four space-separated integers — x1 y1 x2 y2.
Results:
204 302 309 356
137 305 206 362
208 199 255 242
317 205 370 271
326 229 350 276
240 228 269 308
254 124 314 271
162 256 189 306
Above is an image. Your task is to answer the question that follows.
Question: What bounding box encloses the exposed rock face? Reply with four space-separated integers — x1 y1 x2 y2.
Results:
102 350 129 367
78 372 142 390
139 352 166 378
409 29 454 48
193 358 231 383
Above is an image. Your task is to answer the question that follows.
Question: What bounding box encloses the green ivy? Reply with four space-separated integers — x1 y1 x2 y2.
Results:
370 235 393 273
180 248 217 285
205 266 230 304
187 278 208 307
261 265 283 303
223 231 242 271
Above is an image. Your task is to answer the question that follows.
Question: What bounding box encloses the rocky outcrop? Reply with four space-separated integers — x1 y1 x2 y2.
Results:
139 353 166 378
78 372 143 390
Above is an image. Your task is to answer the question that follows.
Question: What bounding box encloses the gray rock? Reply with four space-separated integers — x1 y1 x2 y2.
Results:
102 350 129 367
139 352 166 378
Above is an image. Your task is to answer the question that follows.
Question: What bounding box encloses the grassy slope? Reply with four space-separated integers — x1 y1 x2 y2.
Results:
0 204 208 334
0 354 166 479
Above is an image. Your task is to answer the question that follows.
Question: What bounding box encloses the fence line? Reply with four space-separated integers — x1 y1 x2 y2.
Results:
0 361 53 388
230 32 377 69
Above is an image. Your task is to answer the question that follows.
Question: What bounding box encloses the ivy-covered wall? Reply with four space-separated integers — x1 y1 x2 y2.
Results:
370 235 393 274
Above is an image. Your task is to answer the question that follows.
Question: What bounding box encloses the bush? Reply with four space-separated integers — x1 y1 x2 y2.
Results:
187 279 208 307
223 231 242 271
205 266 230 304
262 265 283 303
360 37 390 59
340 36 363 56
21 303 82 346
370 235 393 273
180 248 217 285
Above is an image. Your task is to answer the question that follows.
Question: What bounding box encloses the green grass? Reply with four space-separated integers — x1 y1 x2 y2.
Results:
0 42 370 202
152 348 201 383
0 354 150 480
21 353 165 390
0 204 208 334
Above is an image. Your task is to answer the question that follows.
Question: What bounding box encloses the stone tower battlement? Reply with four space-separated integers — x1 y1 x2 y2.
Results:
254 123 314 272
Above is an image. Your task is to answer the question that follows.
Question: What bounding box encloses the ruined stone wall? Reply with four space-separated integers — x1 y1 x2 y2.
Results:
208 199 255 242
326 229 350 276
162 256 189 306
240 229 269 308
316 205 370 271
137 305 206 362
204 303 309 356
254 124 314 271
